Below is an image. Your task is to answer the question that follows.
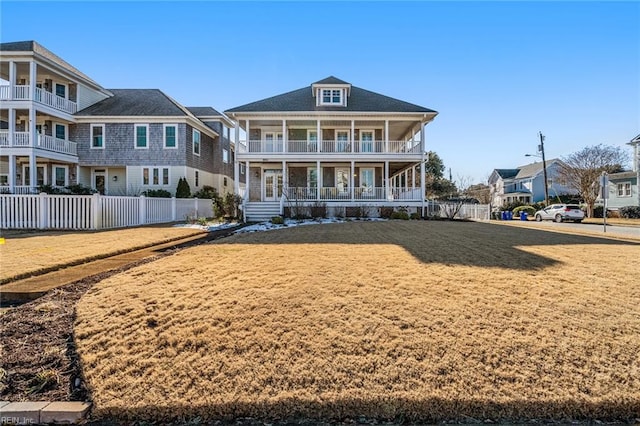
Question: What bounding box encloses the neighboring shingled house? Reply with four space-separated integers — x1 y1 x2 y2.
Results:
225 76 438 221
0 40 234 196
488 159 577 206
600 135 640 209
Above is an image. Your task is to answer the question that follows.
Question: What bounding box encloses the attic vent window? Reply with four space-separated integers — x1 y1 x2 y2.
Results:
321 89 343 105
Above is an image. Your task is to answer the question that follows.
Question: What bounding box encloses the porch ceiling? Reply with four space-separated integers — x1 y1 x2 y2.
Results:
245 118 421 141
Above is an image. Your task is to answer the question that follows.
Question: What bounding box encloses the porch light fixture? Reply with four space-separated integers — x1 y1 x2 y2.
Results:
112 176 118 182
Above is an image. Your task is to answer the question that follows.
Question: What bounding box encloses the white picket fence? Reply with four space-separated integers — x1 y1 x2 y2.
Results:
0 193 214 230
424 202 491 220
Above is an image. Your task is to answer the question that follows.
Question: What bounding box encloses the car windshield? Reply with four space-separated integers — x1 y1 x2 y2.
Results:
566 205 580 210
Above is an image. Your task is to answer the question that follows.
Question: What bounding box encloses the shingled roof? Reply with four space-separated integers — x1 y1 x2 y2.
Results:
0 41 105 91
76 89 188 116
226 77 437 114
494 169 520 179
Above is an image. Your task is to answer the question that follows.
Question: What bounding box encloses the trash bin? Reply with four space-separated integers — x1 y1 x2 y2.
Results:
521 212 528 221
501 211 507 220
506 211 513 220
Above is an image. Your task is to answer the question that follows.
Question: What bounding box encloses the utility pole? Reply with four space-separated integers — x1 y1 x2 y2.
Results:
539 131 549 206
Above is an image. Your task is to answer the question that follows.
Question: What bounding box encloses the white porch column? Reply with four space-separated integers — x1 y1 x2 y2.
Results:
29 60 36 100
282 119 287 153
9 61 16 100
316 160 321 201
412 166 416 192
385 160 390 200
404 170 409 190
421 121 426 152
385 120 389 153
234 121 240 147
246 119 251 152
233 156 240 195
8 155 16 192
350 160 355 202
421 123 426 215
8 108 15 147
28 106 37 189
350 119 355 152
245 160 250 202
316 119 321 153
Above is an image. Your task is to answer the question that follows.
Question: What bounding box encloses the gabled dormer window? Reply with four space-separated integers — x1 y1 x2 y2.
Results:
321 89 342 105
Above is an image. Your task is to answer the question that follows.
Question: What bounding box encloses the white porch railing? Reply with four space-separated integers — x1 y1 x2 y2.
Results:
0 131 78 156
239 139 422 154
35 87 77 114
284 186 422 201
0 193 214 230
38 134 78 155
0 85 77 114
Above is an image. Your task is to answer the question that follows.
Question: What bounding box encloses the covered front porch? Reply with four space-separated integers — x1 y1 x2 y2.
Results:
244 160 424 204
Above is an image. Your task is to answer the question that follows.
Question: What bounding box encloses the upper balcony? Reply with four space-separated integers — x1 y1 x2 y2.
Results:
238 139 422 155
0 131 78 156
0 85 78 114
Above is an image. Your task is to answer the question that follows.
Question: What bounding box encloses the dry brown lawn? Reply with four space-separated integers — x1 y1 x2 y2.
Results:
74 221 640 422
0 226 204 283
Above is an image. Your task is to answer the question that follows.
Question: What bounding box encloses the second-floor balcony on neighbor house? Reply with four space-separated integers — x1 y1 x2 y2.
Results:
0 131 78 156
239 139 422 155
0 85 78 114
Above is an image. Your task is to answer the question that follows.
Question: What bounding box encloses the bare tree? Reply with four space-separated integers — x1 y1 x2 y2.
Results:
441 175 473 219
557 144 629 217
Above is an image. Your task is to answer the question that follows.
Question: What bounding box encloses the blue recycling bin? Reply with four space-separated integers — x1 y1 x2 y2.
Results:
501 211 507 220
506 211 513 220
520 212 528 221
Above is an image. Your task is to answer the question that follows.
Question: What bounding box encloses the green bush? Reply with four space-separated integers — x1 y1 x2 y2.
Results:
142 189 171 198
271 216 284 225
410 212 421 220
176 177 191 198
223 192 243 219
390 211 410 220
620 206 640 219
192 185 218 199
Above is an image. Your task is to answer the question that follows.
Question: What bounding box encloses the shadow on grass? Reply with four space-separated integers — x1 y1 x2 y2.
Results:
225 221 639 270
92 395 639 424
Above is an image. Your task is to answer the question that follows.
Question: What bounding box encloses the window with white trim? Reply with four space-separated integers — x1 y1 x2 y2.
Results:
135 124 148 149
240 163 245 175
321 89 343 105
164 124 177 148
223 149 229 163
617 182 632 197
55 83 66 99
193 129 201 155
0 174 8 186
142 167 170 186
54 165 68 186
91 124 104 149
55 123 66 140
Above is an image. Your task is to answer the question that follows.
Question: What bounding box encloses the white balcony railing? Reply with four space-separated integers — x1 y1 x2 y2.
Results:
239 139 422 154
0 85 77 114
0 131 77 156
39 134 78 155
285 186 421 202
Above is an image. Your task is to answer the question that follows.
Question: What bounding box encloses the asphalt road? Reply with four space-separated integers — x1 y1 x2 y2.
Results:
502 220 640 239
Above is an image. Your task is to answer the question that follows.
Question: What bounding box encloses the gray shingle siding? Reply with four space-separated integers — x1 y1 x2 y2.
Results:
200 120 234 181
74 123 189 167
185 124 215 173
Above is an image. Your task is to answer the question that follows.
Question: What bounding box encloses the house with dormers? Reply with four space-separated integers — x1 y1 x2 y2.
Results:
225 77 438 221
488 159 577 206
0 40 235 196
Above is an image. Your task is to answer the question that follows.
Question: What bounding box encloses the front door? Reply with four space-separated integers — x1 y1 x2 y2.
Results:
264 170 283 201
336 168 350 195
94 170 106 195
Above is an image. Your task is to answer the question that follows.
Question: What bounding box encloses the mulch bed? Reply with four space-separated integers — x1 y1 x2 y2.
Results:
0 255 166 402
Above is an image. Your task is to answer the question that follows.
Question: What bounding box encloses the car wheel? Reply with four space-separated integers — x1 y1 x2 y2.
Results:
575 220 582 223
554 214 563 223
535 214 542 222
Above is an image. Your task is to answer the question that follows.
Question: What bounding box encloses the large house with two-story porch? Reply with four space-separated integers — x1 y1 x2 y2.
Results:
0 40 236 196
225 77 438 221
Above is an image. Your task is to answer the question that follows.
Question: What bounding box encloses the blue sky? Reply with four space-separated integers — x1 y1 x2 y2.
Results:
2 1 638 183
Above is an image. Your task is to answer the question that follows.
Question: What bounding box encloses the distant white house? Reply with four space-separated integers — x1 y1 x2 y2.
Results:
599 134 639 209
488 159 577 206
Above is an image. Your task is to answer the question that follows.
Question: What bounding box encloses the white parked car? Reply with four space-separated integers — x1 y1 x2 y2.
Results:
534 204 585 223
